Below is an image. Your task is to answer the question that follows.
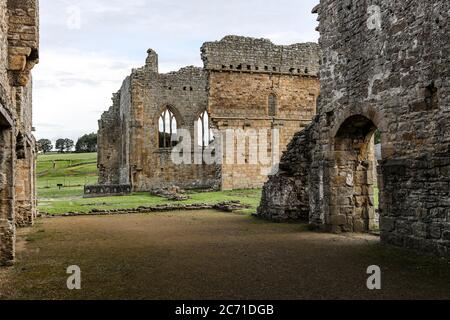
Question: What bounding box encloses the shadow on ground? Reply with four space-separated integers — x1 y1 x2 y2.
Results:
1 210 450 300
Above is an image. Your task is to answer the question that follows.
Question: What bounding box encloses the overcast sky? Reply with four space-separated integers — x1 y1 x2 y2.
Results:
33 0 319 143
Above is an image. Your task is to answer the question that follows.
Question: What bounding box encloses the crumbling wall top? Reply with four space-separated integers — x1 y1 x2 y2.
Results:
201 35 320 76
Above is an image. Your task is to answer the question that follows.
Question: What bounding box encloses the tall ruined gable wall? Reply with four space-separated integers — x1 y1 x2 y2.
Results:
128 65 217 190
201 36 321 190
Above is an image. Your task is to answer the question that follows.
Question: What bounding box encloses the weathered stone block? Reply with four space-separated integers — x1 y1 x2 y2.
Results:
7 54 26 70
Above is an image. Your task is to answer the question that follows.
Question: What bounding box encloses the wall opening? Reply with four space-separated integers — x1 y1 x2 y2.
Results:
197 110 214 148
332 115 380 233
159 107 178 149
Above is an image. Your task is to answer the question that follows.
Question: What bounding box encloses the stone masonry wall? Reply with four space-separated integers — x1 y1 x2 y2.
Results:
201 35 319 77
129 61 217 190
0 0 38 265
258 0 450 258
202 36 320 190
98 89 125 185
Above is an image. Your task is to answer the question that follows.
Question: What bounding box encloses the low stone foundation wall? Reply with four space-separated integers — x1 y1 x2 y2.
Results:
40 201 251 217
84 184 132 198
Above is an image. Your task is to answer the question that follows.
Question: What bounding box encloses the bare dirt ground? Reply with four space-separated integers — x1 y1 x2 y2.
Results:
1 210 450 300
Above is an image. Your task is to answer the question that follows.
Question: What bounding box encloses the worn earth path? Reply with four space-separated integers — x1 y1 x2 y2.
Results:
1 210 450 300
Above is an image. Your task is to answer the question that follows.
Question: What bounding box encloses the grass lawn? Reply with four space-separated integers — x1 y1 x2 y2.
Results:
37 152 262 215
37 152 377 215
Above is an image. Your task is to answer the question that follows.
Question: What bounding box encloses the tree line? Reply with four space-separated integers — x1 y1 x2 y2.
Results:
37 133 98 153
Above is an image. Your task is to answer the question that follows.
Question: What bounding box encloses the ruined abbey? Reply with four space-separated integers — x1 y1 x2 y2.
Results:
1 0 449 265
92 0 450 259
92 36 320 195
0 0 39 265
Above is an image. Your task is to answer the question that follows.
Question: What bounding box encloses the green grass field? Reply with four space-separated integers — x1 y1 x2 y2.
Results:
37 153 261 215
37 152 378 215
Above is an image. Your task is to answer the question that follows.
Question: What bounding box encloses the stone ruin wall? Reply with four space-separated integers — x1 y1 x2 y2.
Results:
0 0 39 265
98 53 218 192
201 36 320 190
258 0 450 258
129 60 218 191
97 36 321 192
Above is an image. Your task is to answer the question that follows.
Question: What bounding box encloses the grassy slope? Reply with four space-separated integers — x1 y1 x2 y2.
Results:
37 153 261 215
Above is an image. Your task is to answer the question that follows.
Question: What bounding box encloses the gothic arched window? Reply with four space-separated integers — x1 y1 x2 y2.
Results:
197 110 214 148
268 94 277 117
159 107 178 148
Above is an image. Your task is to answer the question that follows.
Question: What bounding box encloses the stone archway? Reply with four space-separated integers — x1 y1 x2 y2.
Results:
328 115 380 233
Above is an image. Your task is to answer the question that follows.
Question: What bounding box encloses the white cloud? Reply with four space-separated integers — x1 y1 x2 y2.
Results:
33 48 140 143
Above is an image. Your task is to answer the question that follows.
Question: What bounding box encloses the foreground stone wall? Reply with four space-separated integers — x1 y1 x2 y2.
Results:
0 0 38 265
258 0 450 258
96 36 320 192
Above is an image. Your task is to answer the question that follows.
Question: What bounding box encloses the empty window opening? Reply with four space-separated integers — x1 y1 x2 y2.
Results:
159 107 178 148
197 110 215 148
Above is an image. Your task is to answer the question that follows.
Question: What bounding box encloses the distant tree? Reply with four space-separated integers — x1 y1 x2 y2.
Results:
55 138 74 153
55 139 66 153
37 139 53 153
75 133 98 153
64 139 74 152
